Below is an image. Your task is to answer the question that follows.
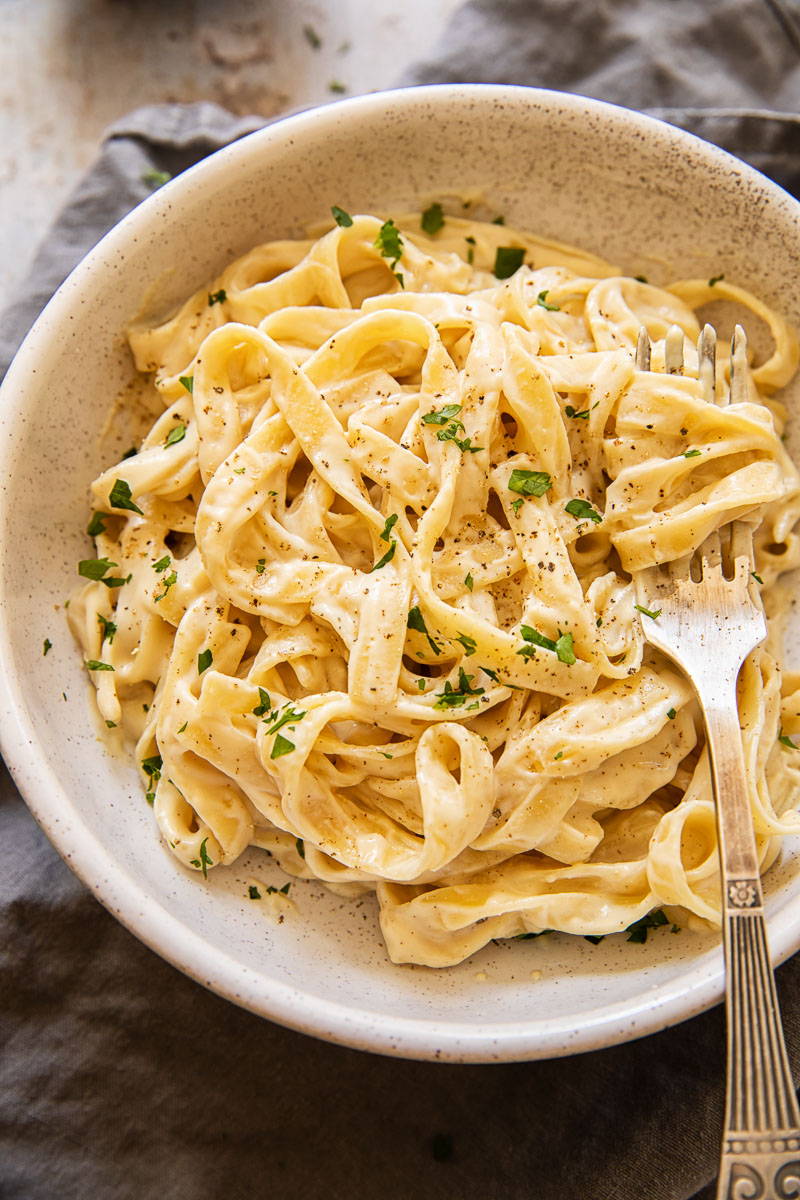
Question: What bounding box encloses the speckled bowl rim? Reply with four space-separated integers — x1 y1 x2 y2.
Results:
2 83 800 1063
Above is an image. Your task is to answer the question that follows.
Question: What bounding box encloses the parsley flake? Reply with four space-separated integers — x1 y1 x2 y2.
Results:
494 246 525 279
519 625 575 665
208 289 226 306
422 403 462 426
508 469 552 498
407 606 441 656
511 498 524 517
43 638 52 656
296 838 306 859
98 614 117 642
86 512 108 538
191 837 213 879
626 909 669 943
152 555 171 573
751 571 764 584
154 570 177 602
303 23 322 49
667 707 677 720
634 604 662 621
421 202 444 235
256 558 266 575
565 405 590 420
433 668 485 710
565 498 602 524
380 513 398 541
263 704 307 738
249 885 261 900
165 423 186 448
142 168 171 189
271 733 295 759
86 659 114 672
328 80 346 94
536 290 559 311
370 541 396 571
105 720 117 729
465 235 476 264
374 219 403 268
455 632 477 657
492 215 505 225
331 205 353 228
464 573 474 591
683 449 701 458
78 557 117 581
708 274 725 287
177 721 188 734
197 649 213 675
109 478 143 515
253 687 271 717
179 375 194 394
779 728 799 749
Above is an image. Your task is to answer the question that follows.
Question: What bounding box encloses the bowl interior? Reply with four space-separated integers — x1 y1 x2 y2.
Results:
3 84 800 1062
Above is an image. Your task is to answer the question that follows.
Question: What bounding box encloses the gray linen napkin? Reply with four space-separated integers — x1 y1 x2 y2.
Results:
4 3 800 1198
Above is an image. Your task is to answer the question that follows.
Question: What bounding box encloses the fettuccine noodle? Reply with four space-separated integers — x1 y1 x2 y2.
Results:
69 209 800 966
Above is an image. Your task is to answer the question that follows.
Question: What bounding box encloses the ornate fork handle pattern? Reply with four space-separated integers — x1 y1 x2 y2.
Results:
696 680 800 1200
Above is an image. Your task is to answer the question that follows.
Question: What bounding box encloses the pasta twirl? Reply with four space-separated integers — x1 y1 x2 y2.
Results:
69 210 800 967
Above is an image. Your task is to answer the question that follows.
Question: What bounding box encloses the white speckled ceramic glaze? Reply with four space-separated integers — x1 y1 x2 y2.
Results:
3 85 800 1063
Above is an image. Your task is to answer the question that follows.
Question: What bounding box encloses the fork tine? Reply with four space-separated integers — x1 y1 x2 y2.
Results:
697 323 717 404
729 324 747 406
665 325 685 374
701 530 722 573
731 519 755 579
636 326 651 371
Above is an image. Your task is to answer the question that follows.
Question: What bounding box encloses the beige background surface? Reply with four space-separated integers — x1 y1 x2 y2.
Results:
0 0 462 309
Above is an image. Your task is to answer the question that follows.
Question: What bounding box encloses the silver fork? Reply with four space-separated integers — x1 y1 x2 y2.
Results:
634 324 800 1199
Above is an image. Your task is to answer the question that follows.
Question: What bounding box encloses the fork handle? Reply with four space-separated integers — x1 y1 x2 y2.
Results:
697 683 800 1199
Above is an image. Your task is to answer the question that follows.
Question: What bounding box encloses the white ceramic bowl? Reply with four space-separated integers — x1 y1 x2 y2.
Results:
3 84 800 1063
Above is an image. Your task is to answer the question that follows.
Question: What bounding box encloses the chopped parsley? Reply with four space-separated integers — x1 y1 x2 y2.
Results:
584 934 605 944
494 246 525 279
518 625 576 665
683 449 701 458
197 649 213 675
208 289 227 306
407 606 441 656
177 722 188 734
708 273 725 287
437 424 482 453
421 202 444 235
464 573 474 591
508 469 552 498
252 687 271 717
634 274 648 284
433 667 485 710
331 205 353 227
379 513 398 541
374 219 404 285
296 838 306 859
256 558 266 574
109 478 143 515
511 498 523 517
370 541 396 571
105 720 117 729
271 733 295 759
152 555 171 573
455 632 477 657
480 665 522 691
422 403 462 426
78 557 117 581
233 467 245 475
248 885 261 900
190 837 213 879
565 405 590 420
165 422 186 448
86 659 114 671
626 909 669 943
98 613 117 642
751 571 764 584
141 755 162 789
179 375 194 394
417 679 426 691
554 751 563 760
565 498 602 524
491 215 505 225
328 80 346 94
263 704 307 737
536 289 559 311
634 604 662 620
142 168 171 188
43 638 52 656
303 23 322 49
154 570 177 602
465 235 476 264
779 728 799 749
667 707 676 720
86 512 108 537
121 447 137 460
